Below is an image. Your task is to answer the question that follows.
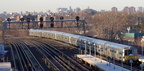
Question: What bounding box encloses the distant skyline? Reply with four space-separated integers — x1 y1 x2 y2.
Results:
1 0 144 13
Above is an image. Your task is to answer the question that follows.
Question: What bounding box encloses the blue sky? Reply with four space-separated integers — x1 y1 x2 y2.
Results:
1 0 144 13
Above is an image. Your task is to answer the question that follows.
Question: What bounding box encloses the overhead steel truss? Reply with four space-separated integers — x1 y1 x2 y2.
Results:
3 19 86 34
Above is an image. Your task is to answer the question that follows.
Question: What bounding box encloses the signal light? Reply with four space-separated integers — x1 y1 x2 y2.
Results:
39 17 43 29
7 18 11 22
76 16 80 21
50 17 54 27
60 16 64 20
76 16 80 27
20 18 24 22
7 18 11 29
50 17 54 21
27 18 30 29
27 18 30 23
39 17 43 22
40 24 43 29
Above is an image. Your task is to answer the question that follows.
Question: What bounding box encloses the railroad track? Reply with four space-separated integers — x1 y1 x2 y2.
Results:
8 42 17 70
8 40 28 71
21 39 61 71
7 39 44 71
22 39 92 71
31 41 73 71
18 41 44 71
39 41 96 70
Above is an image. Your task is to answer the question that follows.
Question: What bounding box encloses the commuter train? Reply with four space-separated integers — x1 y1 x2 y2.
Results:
29 29 139 63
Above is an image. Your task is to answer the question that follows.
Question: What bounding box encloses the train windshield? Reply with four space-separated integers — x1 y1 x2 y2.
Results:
124 50 132 56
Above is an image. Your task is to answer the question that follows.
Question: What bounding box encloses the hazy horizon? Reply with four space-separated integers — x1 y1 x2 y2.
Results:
1 0 144 13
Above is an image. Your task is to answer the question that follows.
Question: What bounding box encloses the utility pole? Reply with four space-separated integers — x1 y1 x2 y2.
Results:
83 20 86 35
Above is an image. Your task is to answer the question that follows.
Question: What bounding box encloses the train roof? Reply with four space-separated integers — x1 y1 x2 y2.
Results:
44 30 64 34
30 29 45 32
72 35 81 38
79 36 94 41
61 32 81 38
42 30 52 32
85 37 131 49
105 42 131 50
62 33 73 35
56 31 66 34
70 34 81 39
91 39 109 45
91 38 131 50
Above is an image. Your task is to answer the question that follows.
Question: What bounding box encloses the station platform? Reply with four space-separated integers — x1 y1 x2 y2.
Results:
138 54 144 64
0 62 12 71
76 54 130 71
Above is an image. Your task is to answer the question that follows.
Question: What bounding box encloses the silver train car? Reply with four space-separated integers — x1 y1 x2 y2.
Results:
29 29 138 62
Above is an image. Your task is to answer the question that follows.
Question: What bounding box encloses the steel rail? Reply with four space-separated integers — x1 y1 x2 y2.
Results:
21 39 60 71
8 40 31 71
33 39 90 71
29 40 74 70
15 41 34 71
7 42 17 70
29 39 87 71
25 39 68 71
14 41 29 71
7 41 25 71
18 40 45 71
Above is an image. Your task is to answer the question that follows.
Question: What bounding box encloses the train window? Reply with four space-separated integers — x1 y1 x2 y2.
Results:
114 51 116 53
124 50 132 55
96 45 99 48
110 49 116 53
105 47 109 50
119 52 123 55
82 41 85 44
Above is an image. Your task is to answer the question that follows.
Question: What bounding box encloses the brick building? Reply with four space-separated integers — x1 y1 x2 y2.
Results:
122 29 144 54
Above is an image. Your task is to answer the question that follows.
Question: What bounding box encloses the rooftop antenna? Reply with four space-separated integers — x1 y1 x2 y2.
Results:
87 6 90 9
